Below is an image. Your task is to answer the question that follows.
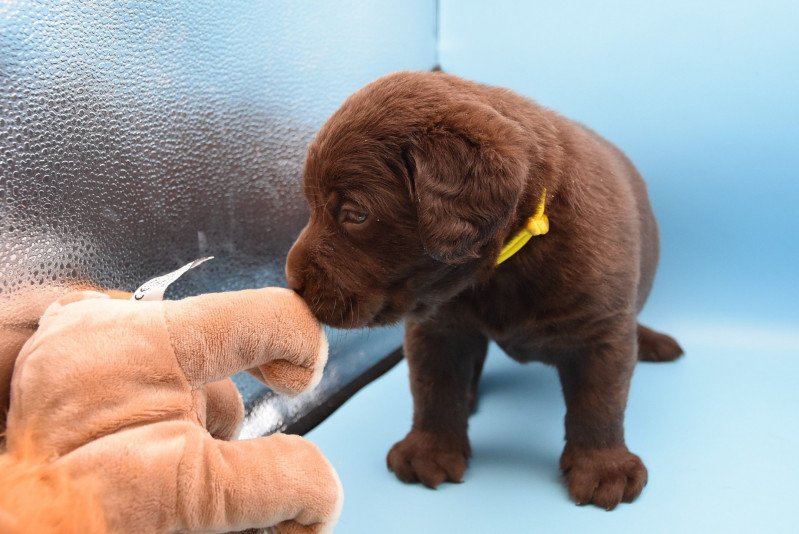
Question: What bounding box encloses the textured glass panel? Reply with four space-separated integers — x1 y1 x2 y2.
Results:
1 0 436 433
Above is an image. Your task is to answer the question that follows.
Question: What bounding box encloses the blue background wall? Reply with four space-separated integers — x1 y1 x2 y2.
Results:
309 2 799 532
439 0 799 334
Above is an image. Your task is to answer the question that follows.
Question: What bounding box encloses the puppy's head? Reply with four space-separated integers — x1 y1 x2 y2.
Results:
286 73 529 328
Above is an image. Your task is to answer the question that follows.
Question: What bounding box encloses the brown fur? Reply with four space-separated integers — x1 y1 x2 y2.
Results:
286 71 683 509
0 433 108 534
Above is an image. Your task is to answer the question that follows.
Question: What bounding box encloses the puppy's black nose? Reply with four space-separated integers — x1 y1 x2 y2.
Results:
286 230 310 297
285 250 304 296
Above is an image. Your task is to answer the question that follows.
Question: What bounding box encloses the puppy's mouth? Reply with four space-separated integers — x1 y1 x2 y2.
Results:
305 293 380 329
308 291 413 329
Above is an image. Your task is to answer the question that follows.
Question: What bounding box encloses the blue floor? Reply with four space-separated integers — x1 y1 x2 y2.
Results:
309 319 799 533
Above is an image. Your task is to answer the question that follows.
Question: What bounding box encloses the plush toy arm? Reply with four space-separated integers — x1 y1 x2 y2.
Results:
164 288 328 395
0 288 116 437
177 431 342 533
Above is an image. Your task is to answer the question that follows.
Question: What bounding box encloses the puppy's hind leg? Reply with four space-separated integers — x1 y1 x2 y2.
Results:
468 349 488 414
637 324 684 362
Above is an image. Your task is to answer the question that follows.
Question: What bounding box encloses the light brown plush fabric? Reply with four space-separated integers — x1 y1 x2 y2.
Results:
0 285 133 437
0 287 342 533
0 285 75 437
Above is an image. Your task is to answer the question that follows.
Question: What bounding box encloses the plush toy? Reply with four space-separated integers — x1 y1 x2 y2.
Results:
0 285 134 435
0 287 343 533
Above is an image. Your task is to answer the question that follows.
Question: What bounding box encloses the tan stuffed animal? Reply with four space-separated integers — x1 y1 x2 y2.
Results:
0 287 343 533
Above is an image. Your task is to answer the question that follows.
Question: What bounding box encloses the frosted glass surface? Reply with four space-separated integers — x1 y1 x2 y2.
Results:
1 0 435 433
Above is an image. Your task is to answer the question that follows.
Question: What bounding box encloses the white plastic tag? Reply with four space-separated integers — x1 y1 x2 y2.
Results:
131 256 214 301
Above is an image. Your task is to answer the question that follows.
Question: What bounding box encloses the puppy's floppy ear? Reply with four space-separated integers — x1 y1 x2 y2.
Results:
410 101 529 264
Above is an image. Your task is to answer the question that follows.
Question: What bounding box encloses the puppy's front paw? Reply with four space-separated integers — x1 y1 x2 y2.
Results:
387 430 470 489
560 445 648 510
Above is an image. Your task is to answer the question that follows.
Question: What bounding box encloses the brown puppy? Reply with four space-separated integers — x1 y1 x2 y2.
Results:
286 71 683 510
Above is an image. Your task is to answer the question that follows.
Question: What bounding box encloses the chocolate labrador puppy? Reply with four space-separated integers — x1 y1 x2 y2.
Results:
286 71 682 510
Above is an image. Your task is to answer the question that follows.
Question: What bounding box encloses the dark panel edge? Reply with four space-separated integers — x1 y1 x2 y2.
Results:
286 348 405 436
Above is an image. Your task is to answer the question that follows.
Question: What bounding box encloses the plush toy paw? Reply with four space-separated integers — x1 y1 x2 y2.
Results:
269 519 336 534
387 429 470 488
560 444 648 510
251 343 327 397
246 289 328 396
266 434 343 533
164 288 328 397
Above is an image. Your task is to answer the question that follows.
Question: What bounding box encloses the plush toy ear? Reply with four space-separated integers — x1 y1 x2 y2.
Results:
410 101 529 264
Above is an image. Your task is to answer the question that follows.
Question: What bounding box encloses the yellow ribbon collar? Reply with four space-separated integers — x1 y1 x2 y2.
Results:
495 189 549 265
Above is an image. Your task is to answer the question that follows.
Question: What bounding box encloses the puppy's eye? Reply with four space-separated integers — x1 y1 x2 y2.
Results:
339 209 368 225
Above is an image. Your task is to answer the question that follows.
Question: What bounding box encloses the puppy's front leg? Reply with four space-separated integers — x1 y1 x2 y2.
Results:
557 325 648 510
387 320 488 488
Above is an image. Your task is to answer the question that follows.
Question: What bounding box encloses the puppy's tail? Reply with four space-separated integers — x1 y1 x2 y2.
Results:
637 324 684 362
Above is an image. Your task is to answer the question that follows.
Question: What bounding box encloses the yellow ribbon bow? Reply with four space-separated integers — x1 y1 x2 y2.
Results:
495 189 549 265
